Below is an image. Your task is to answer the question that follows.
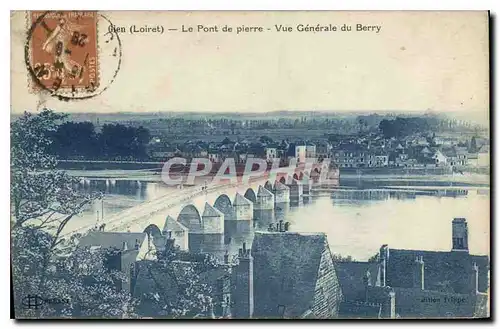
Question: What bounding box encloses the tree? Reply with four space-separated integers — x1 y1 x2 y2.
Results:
134 241 221 318
259 135 273 144
11 109 133 318
331 254 356 263
470 136 478 153
50 121 98 159
367 253 379 262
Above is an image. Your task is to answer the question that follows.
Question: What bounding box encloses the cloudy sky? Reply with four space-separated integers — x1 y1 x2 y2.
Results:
11 11 489 123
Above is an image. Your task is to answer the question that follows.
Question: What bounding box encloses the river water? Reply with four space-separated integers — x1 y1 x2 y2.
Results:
72 175 490 261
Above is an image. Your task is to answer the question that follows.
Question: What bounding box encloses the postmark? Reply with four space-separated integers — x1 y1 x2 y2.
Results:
25 11 122 101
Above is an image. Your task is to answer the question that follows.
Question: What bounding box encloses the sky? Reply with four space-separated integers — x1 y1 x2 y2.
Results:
11 11 489 124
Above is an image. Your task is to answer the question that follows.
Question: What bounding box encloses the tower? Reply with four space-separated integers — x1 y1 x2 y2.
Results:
451 218 469 252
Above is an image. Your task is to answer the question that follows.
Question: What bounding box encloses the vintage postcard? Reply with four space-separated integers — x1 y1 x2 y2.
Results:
10 11 490 319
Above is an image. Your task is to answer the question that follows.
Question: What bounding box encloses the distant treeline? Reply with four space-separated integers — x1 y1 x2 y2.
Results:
378 117 436 139
48 122 151 160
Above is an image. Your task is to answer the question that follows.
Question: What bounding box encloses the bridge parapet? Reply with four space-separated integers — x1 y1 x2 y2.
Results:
62 164 337 237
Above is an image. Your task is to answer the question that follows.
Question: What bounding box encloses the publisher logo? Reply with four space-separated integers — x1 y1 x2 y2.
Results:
21 294 69 309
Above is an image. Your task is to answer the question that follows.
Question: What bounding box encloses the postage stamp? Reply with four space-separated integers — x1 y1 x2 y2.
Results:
27 11 99 94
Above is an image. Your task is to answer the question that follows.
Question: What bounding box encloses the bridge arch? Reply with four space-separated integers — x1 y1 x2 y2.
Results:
244 188 257 203
177 204 202 233
214 194 233 219
143 224 162 238
293 173 299 180
279 176 287 184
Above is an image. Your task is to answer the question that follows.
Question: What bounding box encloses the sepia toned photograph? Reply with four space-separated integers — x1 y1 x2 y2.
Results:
10 10 490 319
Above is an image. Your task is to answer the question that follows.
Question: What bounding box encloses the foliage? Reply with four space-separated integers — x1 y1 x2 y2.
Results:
48 121 151 160
378 117 433 139
331 254 356 263
367 253 379 263
134 242 220 318
11 109 133 318
259 135 274 144
12 226 138 318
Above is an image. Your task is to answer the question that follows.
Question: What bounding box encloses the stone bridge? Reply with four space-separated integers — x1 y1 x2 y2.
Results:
64 163 339 247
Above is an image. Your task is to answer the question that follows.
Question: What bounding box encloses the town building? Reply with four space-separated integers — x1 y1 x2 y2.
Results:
335 218 489 318
77 231 157 293
246 227 343 318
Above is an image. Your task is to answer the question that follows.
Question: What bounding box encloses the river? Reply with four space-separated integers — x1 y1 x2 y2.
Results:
71 174 490 261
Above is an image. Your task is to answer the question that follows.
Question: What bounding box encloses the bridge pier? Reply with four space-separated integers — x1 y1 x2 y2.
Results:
202 203 225 234
225 193 255 255
274 181 290 204
302 176 313 196
255 186 274 211
274 202 290 222
287 179 303 207
162 215 189 251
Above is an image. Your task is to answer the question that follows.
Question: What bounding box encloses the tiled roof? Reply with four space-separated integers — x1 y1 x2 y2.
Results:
251 232 337 318
440 147 457 158
394 288 488 318
334 262 379 301
78 231 147 251
338 300 381 319
386 248 489 294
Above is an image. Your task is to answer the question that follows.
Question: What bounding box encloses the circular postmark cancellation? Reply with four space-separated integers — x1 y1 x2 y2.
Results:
24 11 122 101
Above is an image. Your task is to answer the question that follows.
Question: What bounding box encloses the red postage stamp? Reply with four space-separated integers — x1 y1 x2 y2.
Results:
28 11 99 93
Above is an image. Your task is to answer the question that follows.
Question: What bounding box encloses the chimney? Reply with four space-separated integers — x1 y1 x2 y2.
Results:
224 250 229 264
268 223 274 232
284 222 290 232
165 230 175 250
413 256 425 290
122 241 128 251
379 245 389 287
279 220 284 232
134 239 140 250
470 262 479 294
451 218 469 253
233 243 253 318
363 269 372 302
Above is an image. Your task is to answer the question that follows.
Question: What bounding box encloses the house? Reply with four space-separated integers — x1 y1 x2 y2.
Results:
77 231 157 293
306 144 317 159
437 147 468 167
454 147 469 166
374 153 389 167
246 143 266 159
315 142 332 159
264 145 278 162
246 229 343 318
432 150 448 167
295 143 307 163
334 261 396 319
412 137 430 147
334 218 489 319
208 148 222 163
377 218 489 318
